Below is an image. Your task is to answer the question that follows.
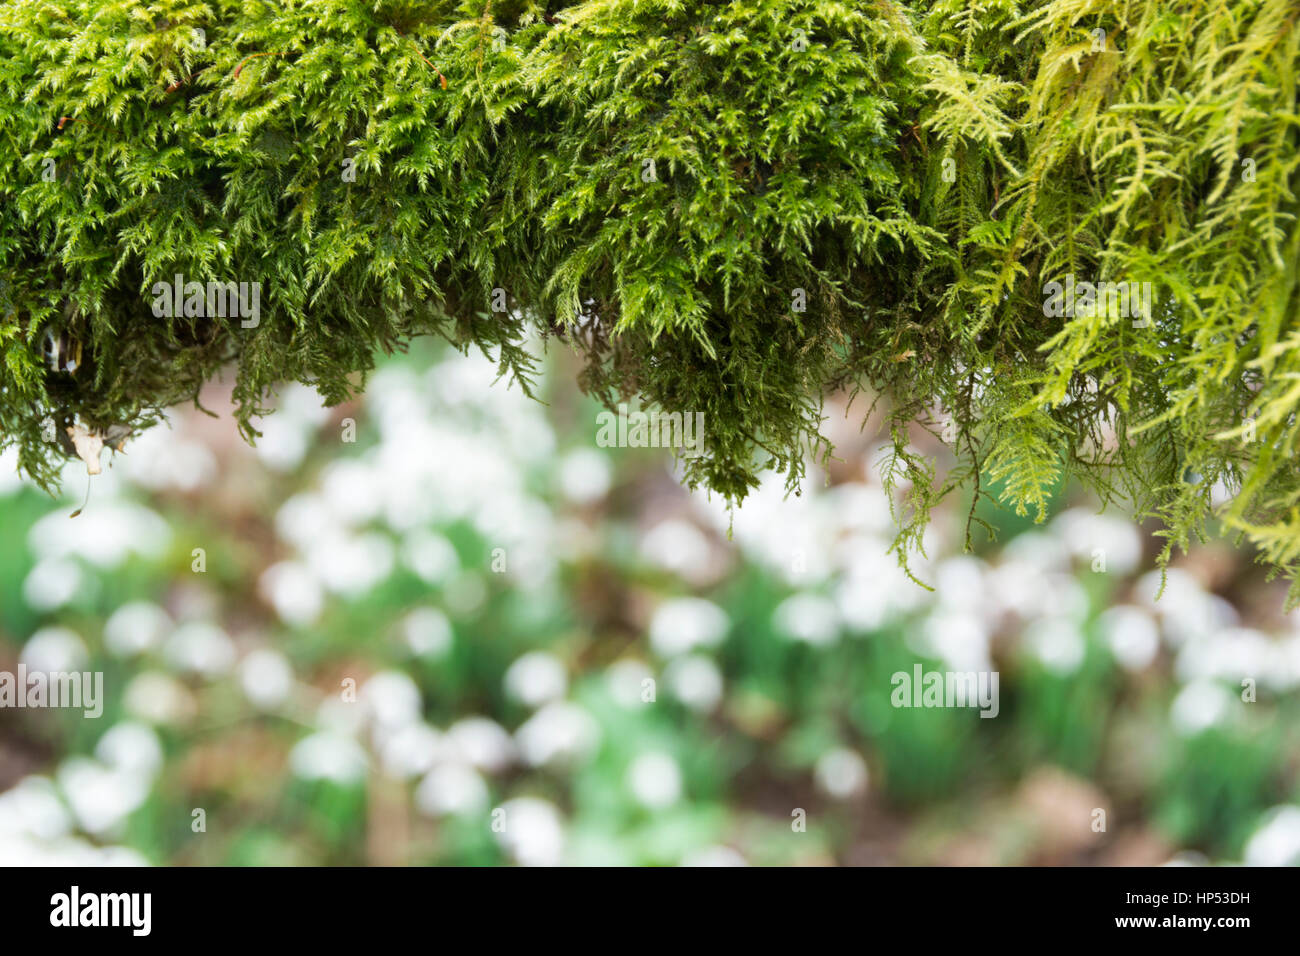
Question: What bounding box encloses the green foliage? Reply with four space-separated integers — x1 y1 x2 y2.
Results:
1 0 1298 592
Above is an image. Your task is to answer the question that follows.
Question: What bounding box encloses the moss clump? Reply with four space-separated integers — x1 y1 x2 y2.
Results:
2 1 1298 596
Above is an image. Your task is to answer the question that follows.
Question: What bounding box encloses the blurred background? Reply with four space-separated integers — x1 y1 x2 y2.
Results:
2 338 1299 867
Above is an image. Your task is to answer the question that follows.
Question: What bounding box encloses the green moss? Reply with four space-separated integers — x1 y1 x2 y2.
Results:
2 0 1298 597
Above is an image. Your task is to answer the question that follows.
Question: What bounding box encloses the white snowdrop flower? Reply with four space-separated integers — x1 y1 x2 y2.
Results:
1052 508 1143 574
415 763 488 817
446 718 516 773
773 593 840 646
681 846 749 867
307 531 394 597
103 601 171 657
315 695 365 736
320 458 383 526
1001 530 1070 574
649 597 729 657
401 529 460 585
640 519 716 585
239 649 295 711
1243 806 1300 867
163 621 235 677
495 797 565 867
826 482 894 537
664 655 723 712
274 493 334 551
626 752 682 809
379 723 443 779
119 428 216 492
515 702 600 767
0 446 23 496
1135 569 1235 646
259 561 324 627
56 757 150 835
279 381 334 427
913 612 992 674
605 658 656 707
558 448 612 504
1170 680 1232 736
20 627 88 673
0 777 71 840
252 413 309 472
402 607 453 658
22 558 83 611
1177 627 1273 685
289 732 368 785
815 748 869 799
361 671 423 731
504 651 568 708
123 672 195 726
1023 617 1086 675
935 556 987 611
94 722 164 780
1099 606 1160 672
28 502 169 569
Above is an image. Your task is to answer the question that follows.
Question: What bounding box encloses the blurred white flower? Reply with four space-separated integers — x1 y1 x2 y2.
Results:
815 748 869 799
494 797 565 867
640 519 717 585
95 722 164 780
558 448 612 504
123 672 196 726
379 723 443 779
0 777 71 840
1170 680 1233 736
163 621 235 677
446 718 516 773
259 561 324 627
289 732 368 785
605 658 656 708
773 593 840 646
57 757 150 835
626 752 682 809
275 493 335 551
649 597 729 657
361 671 423 732
239 649 295 710
320 458 383 526
664 655 723 713
104 601 172 657
515 702 600 767
1099 606 1160 671
20 626 88 673
1023 618 1086 675
1243 806 1300 867
913 612 991 673
306 531 394 597
1052 508 1143 575
28 502 169 569
22 558 84 611
504 651 568 708
402 607 453 658
415 763 488 817
401 529 460 585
